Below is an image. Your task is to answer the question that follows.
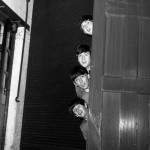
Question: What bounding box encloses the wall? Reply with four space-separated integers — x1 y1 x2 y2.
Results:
20 0 93 150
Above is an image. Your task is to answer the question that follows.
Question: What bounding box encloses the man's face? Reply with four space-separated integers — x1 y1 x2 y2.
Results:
73 104 87 118
74 74 89 90
81 20 93 35
78 52 91 68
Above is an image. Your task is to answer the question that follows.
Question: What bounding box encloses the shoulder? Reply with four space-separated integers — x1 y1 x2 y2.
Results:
75 86 89 104
80 120 88 140
80 120 88 130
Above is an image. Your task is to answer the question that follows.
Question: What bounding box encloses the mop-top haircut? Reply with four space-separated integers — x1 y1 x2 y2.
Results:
70 66 88 82
76 44 90 56
68 98 85 116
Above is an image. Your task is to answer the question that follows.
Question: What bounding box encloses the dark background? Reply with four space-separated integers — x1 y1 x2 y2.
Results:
20 0 93 150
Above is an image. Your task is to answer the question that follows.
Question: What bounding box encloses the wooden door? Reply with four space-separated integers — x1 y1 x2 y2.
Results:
88 0 150 150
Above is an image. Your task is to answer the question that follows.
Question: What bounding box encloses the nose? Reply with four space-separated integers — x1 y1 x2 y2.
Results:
79 78 83 83
86 27 90 32
81 56 86 63
77 109 81 115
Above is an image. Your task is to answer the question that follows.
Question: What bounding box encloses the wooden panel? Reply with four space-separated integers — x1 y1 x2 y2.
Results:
102 76 150 93
138 19 150 78
105 1 150 19
120 92 137 150
102 92 120 150
137 94 150 150
102 92 150 150
104 15 138 77
104 15 123 76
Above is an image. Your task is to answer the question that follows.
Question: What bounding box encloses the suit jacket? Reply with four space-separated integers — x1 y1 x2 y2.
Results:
80 110 101 143
80 119 88 140
75 86 89 104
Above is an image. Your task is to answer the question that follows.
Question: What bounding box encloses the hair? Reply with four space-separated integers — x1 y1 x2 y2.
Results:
68 98 85 116
76 44 90 56
70 66 88 82
79 15 93 25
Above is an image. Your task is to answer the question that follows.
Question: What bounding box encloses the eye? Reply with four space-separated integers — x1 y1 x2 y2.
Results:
75 77 79 82
81 24 85 29
78 54 82 59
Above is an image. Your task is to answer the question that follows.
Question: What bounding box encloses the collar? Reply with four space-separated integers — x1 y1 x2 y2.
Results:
85 88 89 92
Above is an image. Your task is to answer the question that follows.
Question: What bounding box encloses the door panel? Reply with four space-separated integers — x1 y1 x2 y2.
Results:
139 19 150 78
101 92 150 150
120 92 137 150
102 92 120 150
137 94 150 150
105 15 138 77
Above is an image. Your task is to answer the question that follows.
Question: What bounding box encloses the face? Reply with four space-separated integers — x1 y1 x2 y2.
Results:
78 52 91 68
73 104 87 118
81 20 93 35
74 74 89 90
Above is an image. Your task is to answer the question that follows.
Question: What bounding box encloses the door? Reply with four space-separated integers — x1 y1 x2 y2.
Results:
88 0 150 150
